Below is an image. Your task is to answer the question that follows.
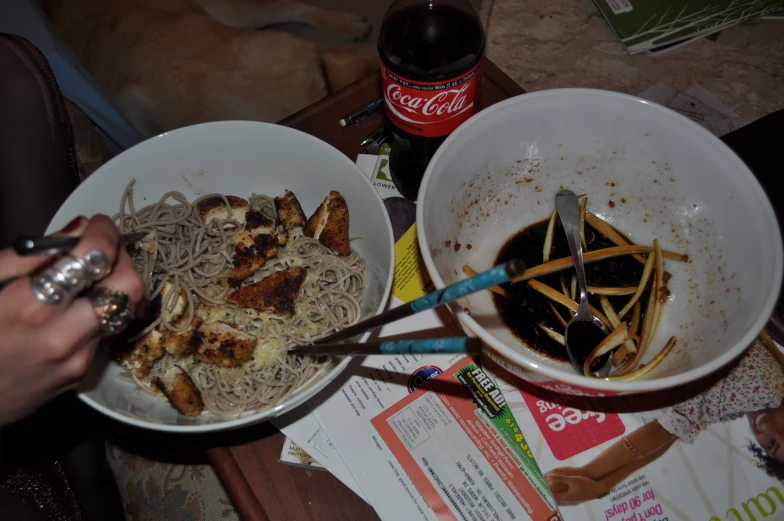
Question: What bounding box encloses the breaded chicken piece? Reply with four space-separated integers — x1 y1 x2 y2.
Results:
230 232 265 283
246 211 279 258
159 282 187 324
275 190 307 232
229 211 279 283
225 267 307 316
195 322 257 368
162 317 203 358
153 366 204 416
115 329 165 378
304 191 350 256
196 195 250 226
274 190 308 246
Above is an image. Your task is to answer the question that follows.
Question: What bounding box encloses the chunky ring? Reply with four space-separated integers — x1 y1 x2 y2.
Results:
29 250 113 306
31 271 68 305
86 287 131 336
81 250 112 281
51 254 93 293
31 254 92 304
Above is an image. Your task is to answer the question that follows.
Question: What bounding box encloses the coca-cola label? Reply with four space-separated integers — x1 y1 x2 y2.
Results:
381 59 483 138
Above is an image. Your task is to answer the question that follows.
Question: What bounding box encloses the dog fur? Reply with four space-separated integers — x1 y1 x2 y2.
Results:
42 0 379 138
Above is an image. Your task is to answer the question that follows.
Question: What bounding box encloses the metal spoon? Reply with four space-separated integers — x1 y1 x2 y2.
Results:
554 190 612 377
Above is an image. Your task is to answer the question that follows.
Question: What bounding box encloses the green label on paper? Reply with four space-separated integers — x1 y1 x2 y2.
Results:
455 362 557 510
375 144 393 182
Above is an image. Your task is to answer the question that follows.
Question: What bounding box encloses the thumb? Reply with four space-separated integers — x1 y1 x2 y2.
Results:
0 216 88 283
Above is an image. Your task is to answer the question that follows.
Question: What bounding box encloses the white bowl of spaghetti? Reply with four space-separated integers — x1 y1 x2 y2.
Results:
47 121 394 432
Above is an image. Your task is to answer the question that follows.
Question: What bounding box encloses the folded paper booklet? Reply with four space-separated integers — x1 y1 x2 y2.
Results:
484 335 784 521
593 0 784 55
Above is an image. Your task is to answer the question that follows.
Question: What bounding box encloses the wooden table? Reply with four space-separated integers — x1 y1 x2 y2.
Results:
206 59 525 521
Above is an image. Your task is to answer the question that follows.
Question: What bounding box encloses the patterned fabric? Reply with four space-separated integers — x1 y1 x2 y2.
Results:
659 341 784 443
105 443 239 521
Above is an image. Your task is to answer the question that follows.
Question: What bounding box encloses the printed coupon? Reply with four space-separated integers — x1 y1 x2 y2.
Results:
373 356 561 521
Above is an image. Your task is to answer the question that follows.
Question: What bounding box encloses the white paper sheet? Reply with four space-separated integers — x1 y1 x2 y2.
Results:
639 82 761 137
306 307 466 521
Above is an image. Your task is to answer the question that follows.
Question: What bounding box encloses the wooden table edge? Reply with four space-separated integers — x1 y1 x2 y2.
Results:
209 446 272 521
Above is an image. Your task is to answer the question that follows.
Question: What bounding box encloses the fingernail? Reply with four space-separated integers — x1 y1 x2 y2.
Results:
60 216 86 234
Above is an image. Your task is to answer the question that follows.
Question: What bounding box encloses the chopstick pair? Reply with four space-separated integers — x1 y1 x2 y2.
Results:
290 258 525 356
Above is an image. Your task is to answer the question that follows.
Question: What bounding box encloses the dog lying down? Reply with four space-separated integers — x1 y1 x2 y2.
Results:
42 0 379 138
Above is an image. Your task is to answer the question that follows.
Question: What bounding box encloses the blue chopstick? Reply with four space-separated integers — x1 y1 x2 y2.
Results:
315 258 524 344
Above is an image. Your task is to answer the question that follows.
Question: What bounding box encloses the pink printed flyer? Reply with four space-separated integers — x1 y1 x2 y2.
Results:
486 335 784 521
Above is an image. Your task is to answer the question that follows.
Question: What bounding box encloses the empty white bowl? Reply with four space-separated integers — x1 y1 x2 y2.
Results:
417 88 782 395
48 121 394 431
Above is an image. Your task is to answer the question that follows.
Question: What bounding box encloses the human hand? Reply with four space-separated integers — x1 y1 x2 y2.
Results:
545 470 609 505
0 215 144 426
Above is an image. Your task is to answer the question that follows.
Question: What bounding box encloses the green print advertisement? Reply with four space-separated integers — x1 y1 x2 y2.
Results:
454 363 553 502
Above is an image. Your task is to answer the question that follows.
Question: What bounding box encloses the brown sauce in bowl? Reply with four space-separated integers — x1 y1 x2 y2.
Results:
493 217 649 362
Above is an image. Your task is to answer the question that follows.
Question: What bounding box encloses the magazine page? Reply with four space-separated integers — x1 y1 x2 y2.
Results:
484 336 784 521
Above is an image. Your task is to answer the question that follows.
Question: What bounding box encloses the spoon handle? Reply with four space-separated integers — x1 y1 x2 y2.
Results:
555 190 590 314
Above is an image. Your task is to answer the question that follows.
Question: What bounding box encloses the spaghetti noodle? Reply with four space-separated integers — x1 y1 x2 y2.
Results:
115 181 367 416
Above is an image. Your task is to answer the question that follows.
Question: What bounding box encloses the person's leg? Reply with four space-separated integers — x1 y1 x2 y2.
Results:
0 34 125 520
0 33 79 250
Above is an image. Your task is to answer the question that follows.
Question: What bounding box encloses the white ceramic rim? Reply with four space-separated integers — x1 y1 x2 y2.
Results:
71 121 396 432
416 88 784 394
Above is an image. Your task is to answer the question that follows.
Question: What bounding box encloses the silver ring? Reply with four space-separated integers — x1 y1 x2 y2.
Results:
31 254 92 305
29 250 113 306
87 287 131 336
51 254 93 293
31 271 67 305
82 250 112 281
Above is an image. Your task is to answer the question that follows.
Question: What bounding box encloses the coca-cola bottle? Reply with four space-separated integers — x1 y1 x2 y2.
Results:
378 0 486 201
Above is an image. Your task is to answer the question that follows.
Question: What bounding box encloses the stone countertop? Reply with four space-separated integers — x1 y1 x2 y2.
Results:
486 0 784 116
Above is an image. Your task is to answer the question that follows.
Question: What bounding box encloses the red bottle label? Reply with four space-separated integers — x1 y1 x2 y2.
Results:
381 59 483 138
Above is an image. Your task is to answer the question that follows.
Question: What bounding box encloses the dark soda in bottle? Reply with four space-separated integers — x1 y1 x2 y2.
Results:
378 0 486 201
